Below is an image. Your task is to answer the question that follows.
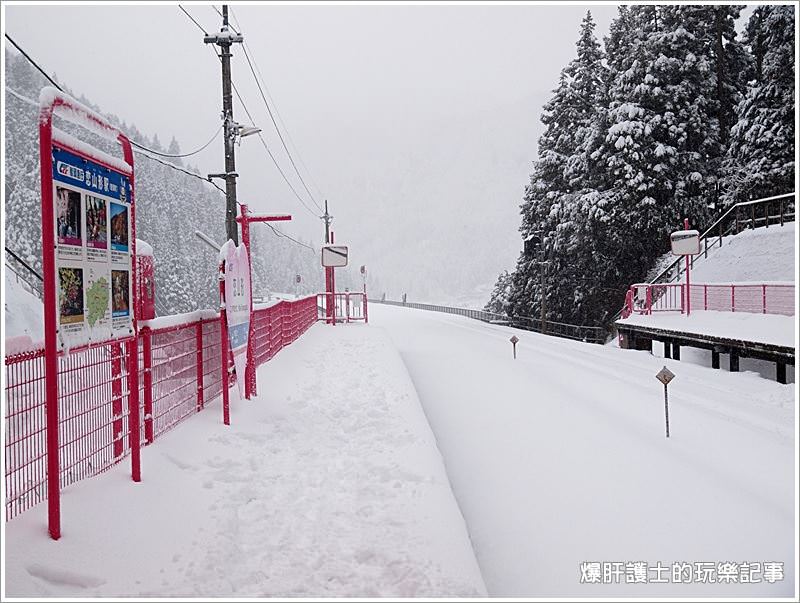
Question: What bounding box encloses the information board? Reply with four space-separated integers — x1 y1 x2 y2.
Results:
52 145 134 348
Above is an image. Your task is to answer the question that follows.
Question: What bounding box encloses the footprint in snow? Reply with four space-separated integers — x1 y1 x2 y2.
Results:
26 564 106 589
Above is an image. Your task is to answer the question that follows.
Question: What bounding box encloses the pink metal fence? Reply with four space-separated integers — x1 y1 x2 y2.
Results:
623 283 795 317
4 295 319 521
316 292 368 323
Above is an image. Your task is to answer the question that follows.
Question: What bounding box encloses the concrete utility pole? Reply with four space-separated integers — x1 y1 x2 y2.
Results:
322 200 336 324
323 199 332 244
204 5 243 244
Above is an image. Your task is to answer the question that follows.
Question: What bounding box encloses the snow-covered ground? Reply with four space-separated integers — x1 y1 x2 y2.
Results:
660 222 795 284
372 303 795 597
4 323 485 597
4 268 43 341
618 310 795 348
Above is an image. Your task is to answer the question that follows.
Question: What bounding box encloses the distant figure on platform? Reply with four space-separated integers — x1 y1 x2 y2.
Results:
402 293 407 305
381 292 386 302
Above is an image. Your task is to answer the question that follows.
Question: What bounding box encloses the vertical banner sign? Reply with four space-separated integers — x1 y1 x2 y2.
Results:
52 146 134 348
224 242 252 398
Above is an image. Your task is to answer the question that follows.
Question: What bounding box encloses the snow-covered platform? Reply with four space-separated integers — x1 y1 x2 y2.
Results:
4 323 486 597
617 310 795 382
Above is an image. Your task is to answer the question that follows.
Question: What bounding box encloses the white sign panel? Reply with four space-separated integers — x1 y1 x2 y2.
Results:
322 245 349 267
223 241 251 399
670 230 700 255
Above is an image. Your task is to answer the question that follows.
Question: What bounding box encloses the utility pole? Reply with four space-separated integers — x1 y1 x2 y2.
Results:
322 200 335 324
539 230 547 334
205 5 243 244
323 199 332 244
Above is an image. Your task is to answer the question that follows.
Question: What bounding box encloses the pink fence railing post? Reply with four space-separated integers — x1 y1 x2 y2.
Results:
762 284 767 314
111 343 124 459
731 285 736 312
126 338 141 483
704 285 708 311
196 321 204 411
646 286 652 315
142 327 154 444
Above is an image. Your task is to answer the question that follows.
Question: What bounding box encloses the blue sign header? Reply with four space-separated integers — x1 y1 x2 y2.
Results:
52 146 130 203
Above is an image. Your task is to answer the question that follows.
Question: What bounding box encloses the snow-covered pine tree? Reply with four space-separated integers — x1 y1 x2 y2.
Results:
484 270 512 315
583 5 722 323
506 11 606 323
724 5 795 204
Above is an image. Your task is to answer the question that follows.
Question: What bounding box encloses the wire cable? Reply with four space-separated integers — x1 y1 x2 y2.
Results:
239 43 323 212
6 33 223 169
5 33 62 91
229 7 325 204
178 8 321 218
263 223 315 252
230 8 326 203
129 125 221 158
178 4 209 35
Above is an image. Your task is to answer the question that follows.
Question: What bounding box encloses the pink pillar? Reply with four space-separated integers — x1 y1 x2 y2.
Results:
684 217 691 316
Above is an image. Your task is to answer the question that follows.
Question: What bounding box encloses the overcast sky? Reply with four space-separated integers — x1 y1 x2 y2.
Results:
6 2 739 303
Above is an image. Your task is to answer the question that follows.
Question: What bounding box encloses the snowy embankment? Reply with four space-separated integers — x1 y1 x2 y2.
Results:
649 222 795 284
372 303 795 597
4 323 485 597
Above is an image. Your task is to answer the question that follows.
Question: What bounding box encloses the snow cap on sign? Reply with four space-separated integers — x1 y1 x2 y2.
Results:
135 239 154 257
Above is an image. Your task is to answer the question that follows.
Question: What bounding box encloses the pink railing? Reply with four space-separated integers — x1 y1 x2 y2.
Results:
4 295 319 521
623 283 795 318
316 292 368 323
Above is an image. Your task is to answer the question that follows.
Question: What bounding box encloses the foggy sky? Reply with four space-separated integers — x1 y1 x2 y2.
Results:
5 2 625 303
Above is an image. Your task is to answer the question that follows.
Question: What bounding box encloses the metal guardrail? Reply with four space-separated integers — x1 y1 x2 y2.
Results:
371 299 607 344
4 247 44 300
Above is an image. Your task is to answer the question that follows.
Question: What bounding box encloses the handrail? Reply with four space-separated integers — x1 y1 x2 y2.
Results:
648 192 794 286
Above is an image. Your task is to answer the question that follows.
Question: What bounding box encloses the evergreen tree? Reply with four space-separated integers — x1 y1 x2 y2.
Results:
724 6 795 203
508 11 606 322
484 270 512 314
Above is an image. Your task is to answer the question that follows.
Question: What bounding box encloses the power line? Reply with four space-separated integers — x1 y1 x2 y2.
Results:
134 150 226 194
230 8 326 203
178 4 209 35
263 223 315 252
6 33 223 174
129 125 222 158
175 6 321 218
8 25 313 254
5 33 62 91
239 43 323 213
228 7 323 212
212 5 239 34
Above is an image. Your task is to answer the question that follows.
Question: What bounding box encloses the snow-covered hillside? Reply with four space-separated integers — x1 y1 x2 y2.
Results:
4 269 43 342
681 222 794 283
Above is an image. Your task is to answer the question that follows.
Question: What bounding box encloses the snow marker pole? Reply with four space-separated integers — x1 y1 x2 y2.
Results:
664 383 670 438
